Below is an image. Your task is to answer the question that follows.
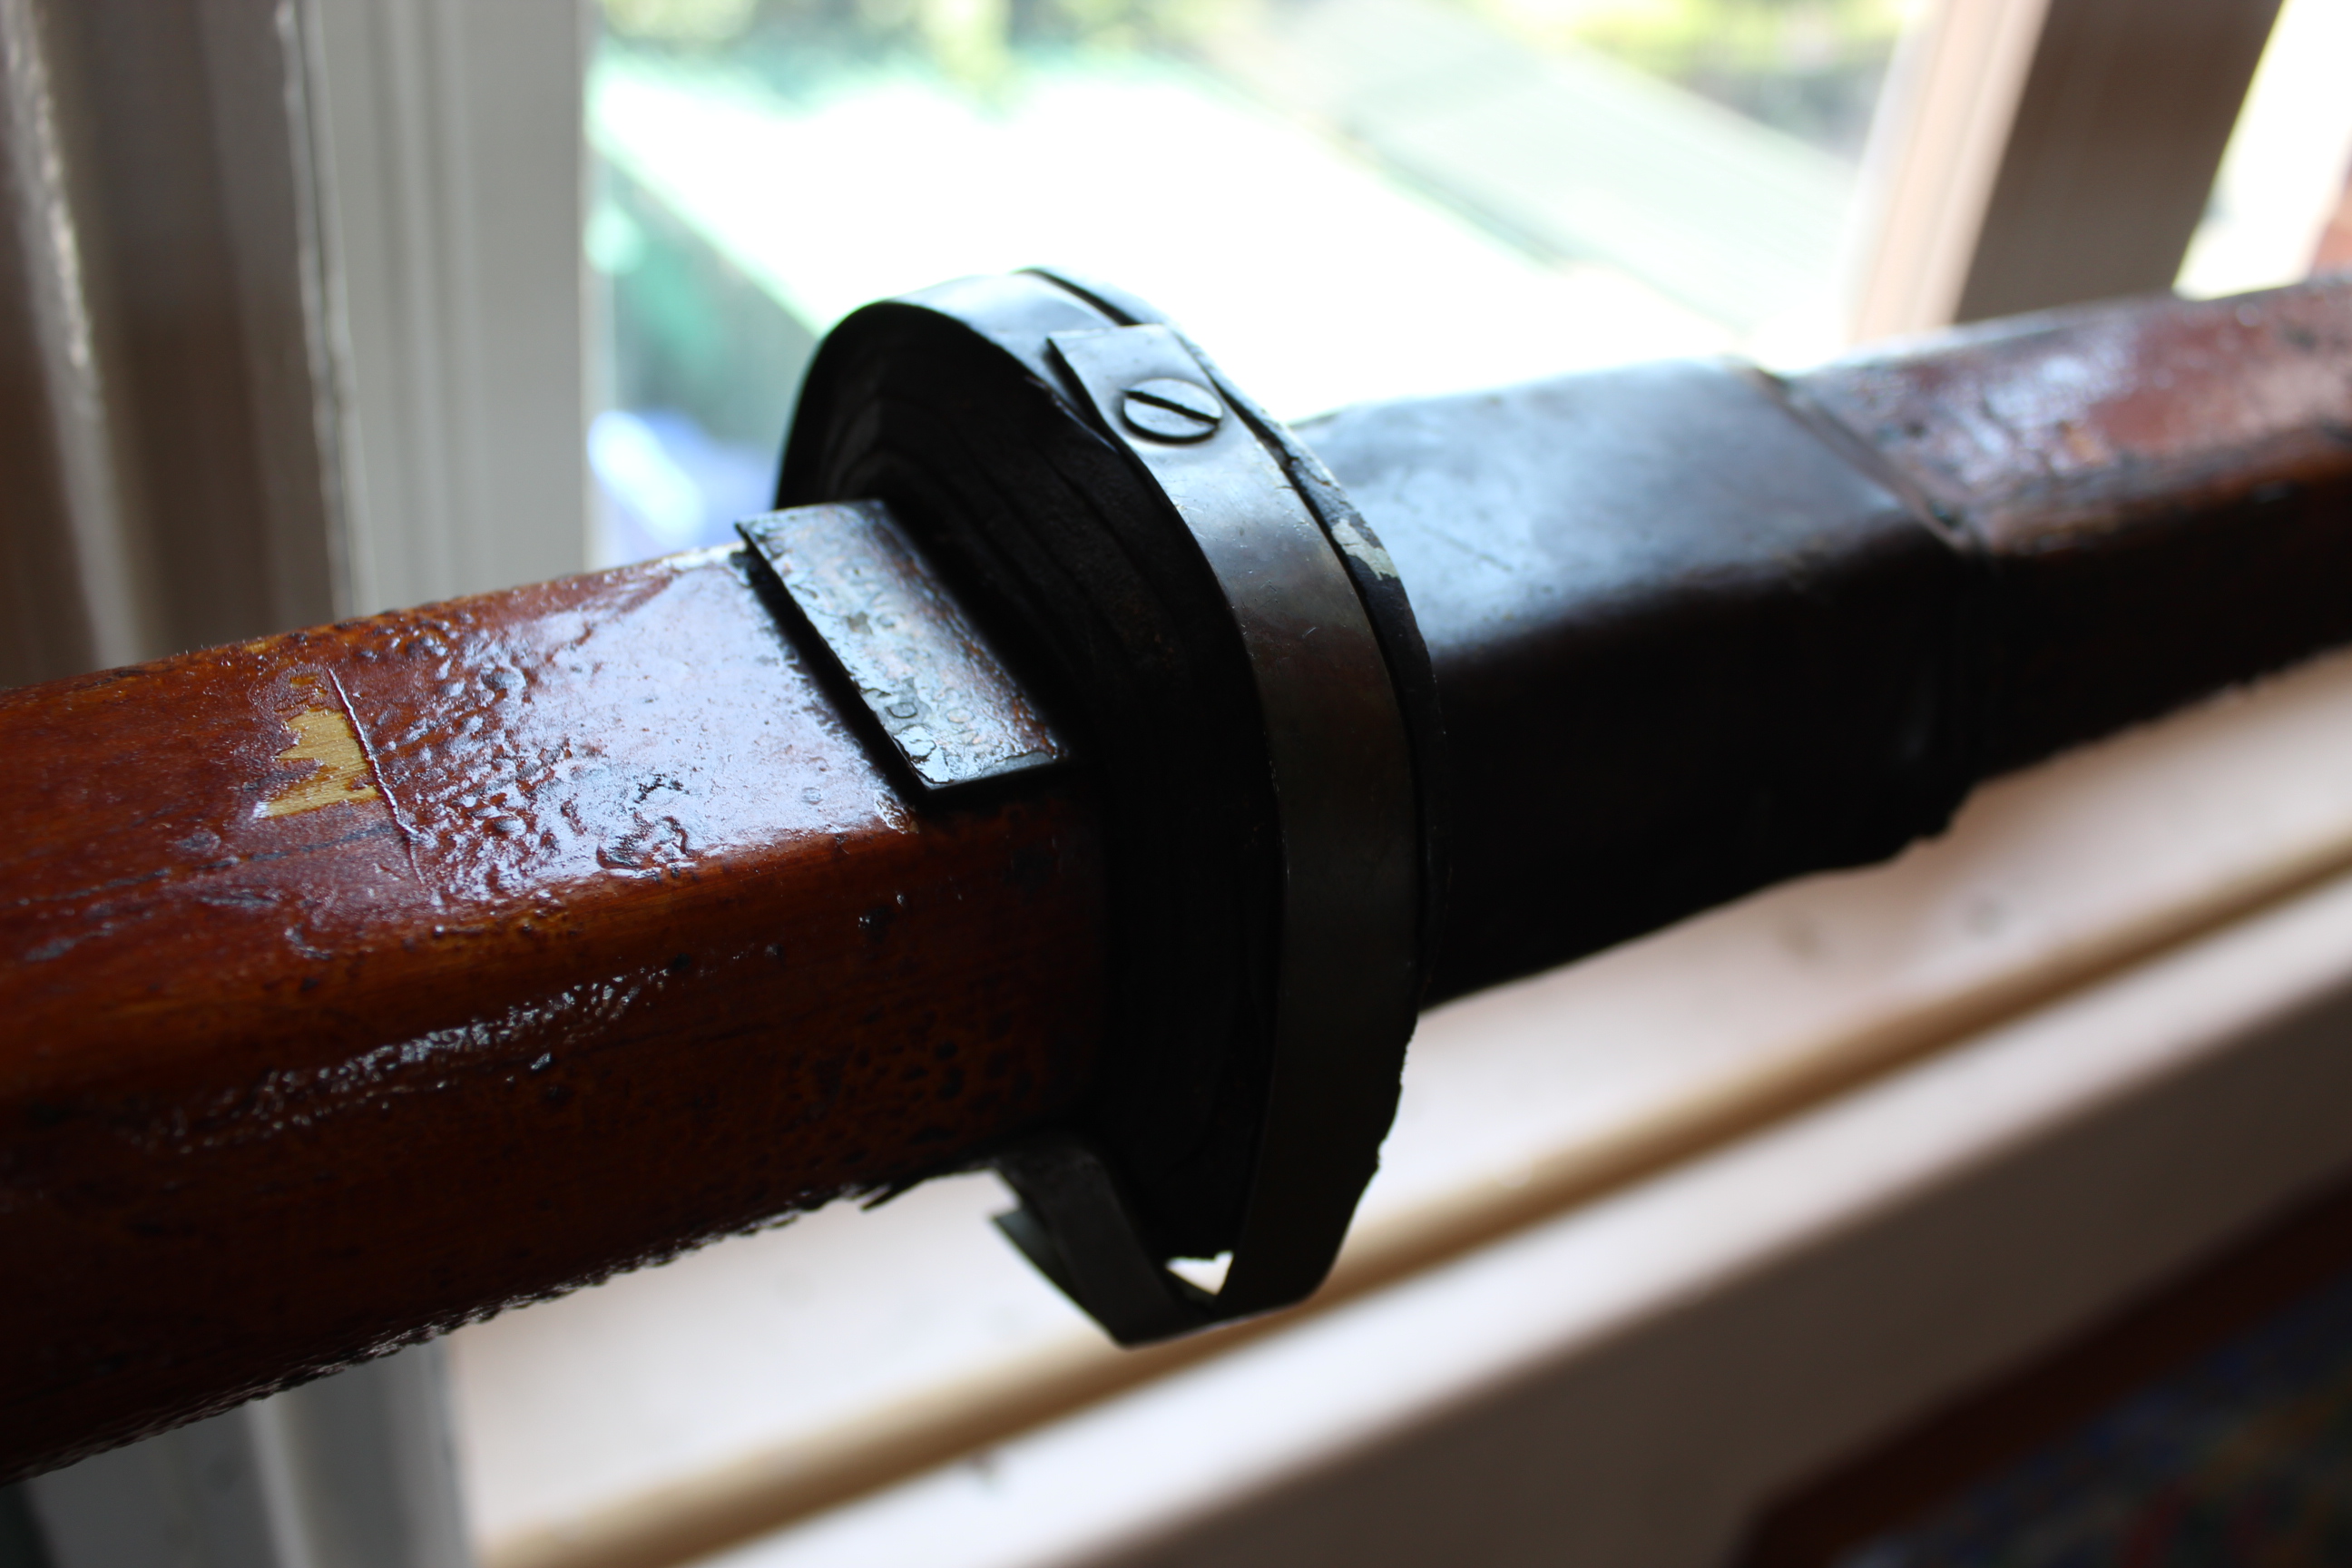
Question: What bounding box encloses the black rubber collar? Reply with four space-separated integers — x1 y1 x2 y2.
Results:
779 270 1447 1341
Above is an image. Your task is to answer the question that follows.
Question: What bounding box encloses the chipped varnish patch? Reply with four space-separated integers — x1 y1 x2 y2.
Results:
261 706 383 818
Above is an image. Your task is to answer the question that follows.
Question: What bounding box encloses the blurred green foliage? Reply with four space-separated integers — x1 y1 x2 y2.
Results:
1472 0 1914 152
596 0 1234 94
595 0 1908 152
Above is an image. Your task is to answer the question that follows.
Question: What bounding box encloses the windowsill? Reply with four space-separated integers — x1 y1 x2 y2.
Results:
451 643 2352 1568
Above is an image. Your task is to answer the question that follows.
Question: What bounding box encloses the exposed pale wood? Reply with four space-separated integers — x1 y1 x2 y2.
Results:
259 701 383 817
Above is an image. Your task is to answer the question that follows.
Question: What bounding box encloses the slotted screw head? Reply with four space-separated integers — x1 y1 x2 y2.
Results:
1119 377 1223 444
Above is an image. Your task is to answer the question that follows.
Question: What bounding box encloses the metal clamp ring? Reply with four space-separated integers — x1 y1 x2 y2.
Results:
992 321 1423 1338
776 271 1443 1343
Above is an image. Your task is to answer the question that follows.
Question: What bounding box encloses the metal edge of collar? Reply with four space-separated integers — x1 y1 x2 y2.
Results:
776 270 1437 1343
990 284 1427 1340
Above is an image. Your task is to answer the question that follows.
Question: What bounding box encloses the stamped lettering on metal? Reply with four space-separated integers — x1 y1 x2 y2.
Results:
739 502 1067 791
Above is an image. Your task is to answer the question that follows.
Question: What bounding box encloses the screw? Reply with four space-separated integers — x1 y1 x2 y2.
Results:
1119 377 1223 444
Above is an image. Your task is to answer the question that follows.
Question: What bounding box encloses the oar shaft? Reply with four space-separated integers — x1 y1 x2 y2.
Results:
1 554 1109 1475
5 278 2349 1481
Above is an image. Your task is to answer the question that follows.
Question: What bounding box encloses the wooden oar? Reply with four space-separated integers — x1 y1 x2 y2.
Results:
5 274 2348 1483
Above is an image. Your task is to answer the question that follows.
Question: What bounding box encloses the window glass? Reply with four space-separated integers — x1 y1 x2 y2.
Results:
584 0 1926 564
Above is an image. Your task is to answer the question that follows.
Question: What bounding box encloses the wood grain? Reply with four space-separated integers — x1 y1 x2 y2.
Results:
1797 276 2352 773
0 546 1108 1481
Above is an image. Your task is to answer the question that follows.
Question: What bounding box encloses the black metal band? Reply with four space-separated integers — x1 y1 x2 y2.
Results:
777 271 1444 1341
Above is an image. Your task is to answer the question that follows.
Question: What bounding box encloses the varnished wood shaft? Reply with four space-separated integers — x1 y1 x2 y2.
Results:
1798 280 2352 777
1 552 1108 1478
6 279 2352 1484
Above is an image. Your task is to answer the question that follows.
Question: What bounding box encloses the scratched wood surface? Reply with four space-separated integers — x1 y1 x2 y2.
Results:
1797 279 2352 775
0 546 1108 1480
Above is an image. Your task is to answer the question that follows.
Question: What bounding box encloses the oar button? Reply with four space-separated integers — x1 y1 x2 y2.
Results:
1119 377 1223 444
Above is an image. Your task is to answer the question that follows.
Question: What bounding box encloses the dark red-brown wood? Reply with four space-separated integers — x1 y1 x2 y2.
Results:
0 548 1108 1479
1798 279 2352 775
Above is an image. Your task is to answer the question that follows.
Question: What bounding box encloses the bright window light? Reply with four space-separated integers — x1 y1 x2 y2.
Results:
582 0 1923 565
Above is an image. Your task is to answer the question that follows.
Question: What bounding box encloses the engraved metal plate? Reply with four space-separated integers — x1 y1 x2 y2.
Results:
739 501 1067 790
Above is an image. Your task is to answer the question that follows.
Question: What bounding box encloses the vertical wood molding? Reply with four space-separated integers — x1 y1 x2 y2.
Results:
187 0 351 636
1850 0 2285 340
25 1345 475 1568
1847 0 2054 342
305 0 587 615
9 0 348 667
0 0 161 684
1955 0 2284 322
0 0 584 685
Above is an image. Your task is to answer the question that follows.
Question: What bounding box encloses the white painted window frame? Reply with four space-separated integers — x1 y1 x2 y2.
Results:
5 1 583 1559
736 883 2352 1568
0 0 586 691
302 0 590 619
1847 0 2285 338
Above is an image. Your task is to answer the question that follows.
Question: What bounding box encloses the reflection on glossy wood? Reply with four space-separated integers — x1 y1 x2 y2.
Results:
0 546 1109 1480
1800 279 2352 773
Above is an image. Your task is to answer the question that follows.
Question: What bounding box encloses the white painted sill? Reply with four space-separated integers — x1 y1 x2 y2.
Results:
451 645 2352 1568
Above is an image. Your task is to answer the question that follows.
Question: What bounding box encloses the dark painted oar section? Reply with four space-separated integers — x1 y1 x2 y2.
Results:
1309 359 1976 1000
1308 279 2352 1000
5 277 2349 1484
